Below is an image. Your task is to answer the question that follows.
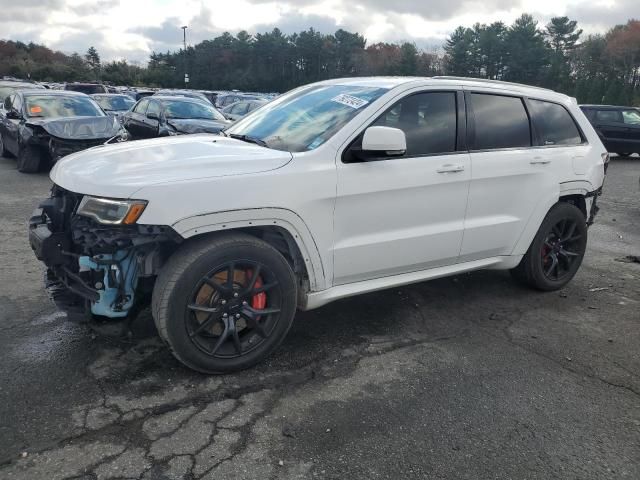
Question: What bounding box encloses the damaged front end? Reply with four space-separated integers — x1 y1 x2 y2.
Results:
24 116 127 164
29 186 181 321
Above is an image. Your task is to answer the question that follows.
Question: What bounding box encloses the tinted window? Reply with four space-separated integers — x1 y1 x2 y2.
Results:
471 93 530 149
65 84 107 94
134 98 149 113
595 110 622 123
372 92 457 156
622 109 640 125
529 99 582 146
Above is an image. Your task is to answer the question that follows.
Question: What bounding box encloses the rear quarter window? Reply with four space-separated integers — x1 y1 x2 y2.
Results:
470 93 531 150
529 99 583 146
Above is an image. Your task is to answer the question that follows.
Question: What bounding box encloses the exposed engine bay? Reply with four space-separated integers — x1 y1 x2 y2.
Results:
29 186 181 320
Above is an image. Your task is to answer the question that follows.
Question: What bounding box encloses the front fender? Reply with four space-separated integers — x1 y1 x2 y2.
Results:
171 208 326 291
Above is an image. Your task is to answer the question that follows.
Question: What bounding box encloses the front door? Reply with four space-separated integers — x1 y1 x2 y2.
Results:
333 90 470 285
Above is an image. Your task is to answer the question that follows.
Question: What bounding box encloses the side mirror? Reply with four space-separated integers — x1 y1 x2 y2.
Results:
361 126 406 156
146 112 160 121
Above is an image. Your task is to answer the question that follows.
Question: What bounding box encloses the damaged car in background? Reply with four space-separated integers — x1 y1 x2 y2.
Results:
121 96 230 139
91 93 136 121
0 90 127 173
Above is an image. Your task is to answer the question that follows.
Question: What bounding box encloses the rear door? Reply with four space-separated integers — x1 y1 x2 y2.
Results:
333 89 471 284
592 109 628 152
461 90 557 261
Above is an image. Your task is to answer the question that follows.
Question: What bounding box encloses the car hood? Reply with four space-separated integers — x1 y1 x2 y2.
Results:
167 118 230 134
27 116 121 140
50 134 293 198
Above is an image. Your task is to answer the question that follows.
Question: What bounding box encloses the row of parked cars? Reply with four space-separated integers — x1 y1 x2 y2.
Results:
0 77 275 172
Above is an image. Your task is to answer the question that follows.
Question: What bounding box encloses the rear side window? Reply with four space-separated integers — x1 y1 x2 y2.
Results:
470 93 530 149
529 99 582 146
372 91 457 156
595 110 622 123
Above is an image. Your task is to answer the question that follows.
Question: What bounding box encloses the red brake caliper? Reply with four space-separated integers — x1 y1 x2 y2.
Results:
247 270 267 310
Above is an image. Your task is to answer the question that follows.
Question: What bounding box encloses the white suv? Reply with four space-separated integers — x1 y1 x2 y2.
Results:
29 77 607 373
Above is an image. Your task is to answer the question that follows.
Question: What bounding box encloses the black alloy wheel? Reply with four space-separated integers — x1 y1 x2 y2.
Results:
511 202 588 291
540 219 583 282
186 260 282 358
152 232 297 374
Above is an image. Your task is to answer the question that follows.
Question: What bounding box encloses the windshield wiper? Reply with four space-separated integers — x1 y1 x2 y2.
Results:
228 133 268 148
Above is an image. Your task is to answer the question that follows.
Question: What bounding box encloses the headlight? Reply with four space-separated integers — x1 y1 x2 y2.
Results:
77 196 147 225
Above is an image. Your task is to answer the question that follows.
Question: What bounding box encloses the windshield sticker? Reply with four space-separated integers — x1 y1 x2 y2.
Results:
331 94 369 109
30 106 42 114
307 136 324 150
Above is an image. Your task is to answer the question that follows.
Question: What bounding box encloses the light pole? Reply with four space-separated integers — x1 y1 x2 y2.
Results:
181 25 188 88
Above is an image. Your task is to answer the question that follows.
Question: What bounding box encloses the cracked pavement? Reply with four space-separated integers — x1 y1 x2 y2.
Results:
0 154 638 479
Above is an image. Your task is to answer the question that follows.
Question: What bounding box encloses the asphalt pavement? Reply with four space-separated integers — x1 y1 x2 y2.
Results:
0 153 638 480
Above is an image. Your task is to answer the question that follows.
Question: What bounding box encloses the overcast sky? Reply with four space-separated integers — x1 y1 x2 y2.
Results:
0 0 636 62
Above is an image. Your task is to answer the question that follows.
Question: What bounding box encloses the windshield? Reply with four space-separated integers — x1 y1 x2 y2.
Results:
24 95 105 118
163 100 225 121
94 95 135 111
226 84 389 152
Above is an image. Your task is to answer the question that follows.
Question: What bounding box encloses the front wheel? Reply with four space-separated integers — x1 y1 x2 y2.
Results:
17 145 42 173
511 202 588 291
152 233 297 374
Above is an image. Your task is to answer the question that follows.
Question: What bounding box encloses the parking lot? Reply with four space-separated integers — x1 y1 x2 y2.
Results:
0 153 638 479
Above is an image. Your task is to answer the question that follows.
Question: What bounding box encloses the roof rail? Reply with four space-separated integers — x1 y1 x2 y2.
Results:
433 76 554 93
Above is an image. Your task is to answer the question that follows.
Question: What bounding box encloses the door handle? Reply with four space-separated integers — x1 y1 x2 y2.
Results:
530 158 550 165
437 164 465 173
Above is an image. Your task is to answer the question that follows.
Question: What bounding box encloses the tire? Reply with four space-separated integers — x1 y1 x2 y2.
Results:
616 152 631 157
511 202 588 291
17 145 42 173
152 232 297 374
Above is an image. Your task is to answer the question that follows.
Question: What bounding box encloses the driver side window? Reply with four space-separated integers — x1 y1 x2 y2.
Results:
372 91 457 157
134 98 149 114
146 101 161 117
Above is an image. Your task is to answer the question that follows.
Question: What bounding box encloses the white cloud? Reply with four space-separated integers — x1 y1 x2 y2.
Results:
0 0 636 62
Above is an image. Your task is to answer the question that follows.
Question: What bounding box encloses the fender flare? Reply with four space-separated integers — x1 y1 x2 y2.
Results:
171 207 327 291
511 180 595 256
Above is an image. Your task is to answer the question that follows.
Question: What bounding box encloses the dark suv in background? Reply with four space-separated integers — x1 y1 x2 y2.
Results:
580 104 640 157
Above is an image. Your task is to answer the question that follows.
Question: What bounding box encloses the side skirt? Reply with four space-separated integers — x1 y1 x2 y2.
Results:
301 255 522 311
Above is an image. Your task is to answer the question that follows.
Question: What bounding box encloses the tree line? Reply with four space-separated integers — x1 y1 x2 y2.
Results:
0 14 638 105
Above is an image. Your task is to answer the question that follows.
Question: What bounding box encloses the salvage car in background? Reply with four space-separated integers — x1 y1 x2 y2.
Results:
215 92 261 110
91 93 135 120
0 78 45 102
122 96 230 139
221 98 267 121
154 89 212 105
0 90 125 173
29 77 606 374
64 82 109 94
580 104 640 157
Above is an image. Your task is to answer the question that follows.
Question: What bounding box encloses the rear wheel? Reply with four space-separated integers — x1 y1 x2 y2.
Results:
511 202 587 291
17 144 42 173
152 233 297 374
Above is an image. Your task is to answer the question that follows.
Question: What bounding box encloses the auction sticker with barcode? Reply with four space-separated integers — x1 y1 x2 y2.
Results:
331 94 369 109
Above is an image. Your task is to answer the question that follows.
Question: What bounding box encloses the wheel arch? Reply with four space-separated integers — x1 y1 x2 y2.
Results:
170 208 326 293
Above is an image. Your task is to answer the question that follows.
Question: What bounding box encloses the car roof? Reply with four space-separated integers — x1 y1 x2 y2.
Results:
150 95 211 104
580 104 638 110
315 76 572 101
0 80 42 86
19 89 90 97
92 93 132 97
